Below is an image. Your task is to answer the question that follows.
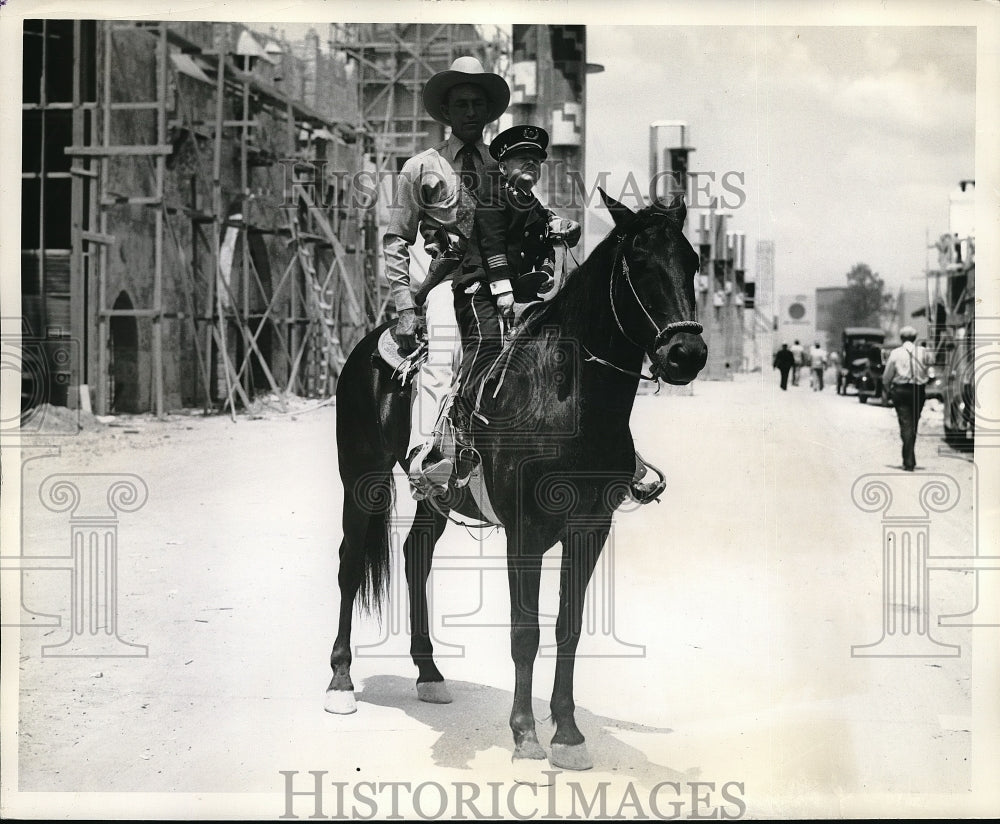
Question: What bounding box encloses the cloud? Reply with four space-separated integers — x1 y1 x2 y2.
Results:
832 64 975 137
862 30 902 73
585 25 975 297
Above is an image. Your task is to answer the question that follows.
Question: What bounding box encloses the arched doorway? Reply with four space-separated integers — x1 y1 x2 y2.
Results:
110 291 139 413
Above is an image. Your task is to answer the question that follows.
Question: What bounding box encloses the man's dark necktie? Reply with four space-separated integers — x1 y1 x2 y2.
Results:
456 144 480 239
458 144 480 194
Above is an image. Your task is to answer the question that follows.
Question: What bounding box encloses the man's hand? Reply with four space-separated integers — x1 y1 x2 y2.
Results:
496 292 515 321
549 217 582 248
395 308 420 355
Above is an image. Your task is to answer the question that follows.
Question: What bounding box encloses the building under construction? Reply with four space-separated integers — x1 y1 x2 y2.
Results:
20 21 600 416
22 20 377 416
20 20 507 417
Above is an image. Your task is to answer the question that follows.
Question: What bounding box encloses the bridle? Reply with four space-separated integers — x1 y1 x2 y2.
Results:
583 226 703 381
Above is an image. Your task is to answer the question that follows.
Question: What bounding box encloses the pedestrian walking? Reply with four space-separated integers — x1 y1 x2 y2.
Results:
773 344 794 390
882 326 932 471
790 340 804 386
810 341 828 391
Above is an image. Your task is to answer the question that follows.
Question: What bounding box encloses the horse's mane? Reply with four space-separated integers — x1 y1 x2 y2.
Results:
517 230 617 337
519 202 695 340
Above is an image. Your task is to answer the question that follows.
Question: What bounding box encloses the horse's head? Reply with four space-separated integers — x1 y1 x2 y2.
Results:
599 189 708 384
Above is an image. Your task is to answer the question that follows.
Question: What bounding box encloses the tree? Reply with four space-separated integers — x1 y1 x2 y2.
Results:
835 263 895 330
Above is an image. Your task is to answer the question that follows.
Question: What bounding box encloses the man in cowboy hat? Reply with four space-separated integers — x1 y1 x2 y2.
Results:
382 56 510 498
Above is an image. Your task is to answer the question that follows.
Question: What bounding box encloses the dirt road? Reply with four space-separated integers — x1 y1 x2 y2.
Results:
3 374 996 819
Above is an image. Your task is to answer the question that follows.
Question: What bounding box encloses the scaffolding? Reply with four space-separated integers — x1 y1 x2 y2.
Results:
24 20 376 417
332 24 507 160
328 24 510 314
23 21 510 417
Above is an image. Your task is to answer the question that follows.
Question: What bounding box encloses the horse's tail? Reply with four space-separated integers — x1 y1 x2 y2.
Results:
342 464 394 616
335 320 406 619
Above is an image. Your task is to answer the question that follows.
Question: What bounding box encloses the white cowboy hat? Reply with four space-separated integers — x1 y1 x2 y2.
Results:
422 56 510 126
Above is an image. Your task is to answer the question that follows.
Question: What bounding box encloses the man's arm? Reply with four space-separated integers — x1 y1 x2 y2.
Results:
383 160 422 313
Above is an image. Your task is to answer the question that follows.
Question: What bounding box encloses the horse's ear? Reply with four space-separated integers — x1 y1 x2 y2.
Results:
655 193 687 228
599 188 635 228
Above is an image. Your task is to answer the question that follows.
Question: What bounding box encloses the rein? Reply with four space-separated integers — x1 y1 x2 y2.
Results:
585 230 704 380
555 242 655 382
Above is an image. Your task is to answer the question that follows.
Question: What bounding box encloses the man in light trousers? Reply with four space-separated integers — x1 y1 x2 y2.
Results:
382 57 510 498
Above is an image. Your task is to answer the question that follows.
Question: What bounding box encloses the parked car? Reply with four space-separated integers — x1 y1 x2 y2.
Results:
837 327 885 397
852 354 884 404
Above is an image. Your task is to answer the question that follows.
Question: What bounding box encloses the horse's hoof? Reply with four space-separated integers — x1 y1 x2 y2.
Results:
416 681 453 704
510 756 556 786
512 739 547 761
511 741 551 786
550 742 593 771
324 689 357 714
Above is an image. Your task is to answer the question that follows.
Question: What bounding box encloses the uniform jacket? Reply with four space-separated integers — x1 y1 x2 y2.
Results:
469 178 556 292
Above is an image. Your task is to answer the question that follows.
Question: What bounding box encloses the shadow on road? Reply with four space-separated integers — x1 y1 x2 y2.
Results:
358 675 688 782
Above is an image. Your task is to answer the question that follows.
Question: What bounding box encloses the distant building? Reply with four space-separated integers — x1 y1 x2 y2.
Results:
755 240 774 313
815 286 849 348
891 287 929 342
507 25 590 231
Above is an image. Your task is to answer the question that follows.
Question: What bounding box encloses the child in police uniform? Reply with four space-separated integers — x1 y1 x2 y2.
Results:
453 125 580 418
407 125 578 497
448 125 666 503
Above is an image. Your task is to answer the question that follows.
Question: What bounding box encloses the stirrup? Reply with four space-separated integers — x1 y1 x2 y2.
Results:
407 446 453 499
629 478 666 505
630 452 666 505
453 446 481 489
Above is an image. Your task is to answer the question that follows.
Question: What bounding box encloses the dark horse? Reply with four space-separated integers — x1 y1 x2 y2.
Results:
326 190 707 770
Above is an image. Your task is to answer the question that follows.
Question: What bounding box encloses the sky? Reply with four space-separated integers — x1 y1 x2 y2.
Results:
583 25 977 301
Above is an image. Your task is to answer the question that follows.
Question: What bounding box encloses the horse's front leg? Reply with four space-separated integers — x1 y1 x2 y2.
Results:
507 546 546 761
548 518 611 770
404 499 452 703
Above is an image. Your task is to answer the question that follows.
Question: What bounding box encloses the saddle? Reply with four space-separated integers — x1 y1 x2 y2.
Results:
374 324 428 384
372 327 497 516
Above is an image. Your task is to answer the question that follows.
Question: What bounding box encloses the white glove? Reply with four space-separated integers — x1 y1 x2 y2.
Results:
496 291 515 320
548 217 582 247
